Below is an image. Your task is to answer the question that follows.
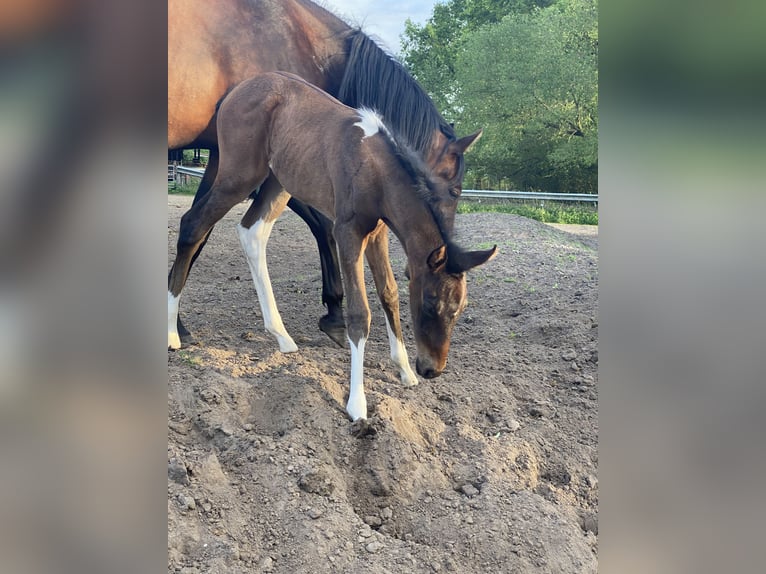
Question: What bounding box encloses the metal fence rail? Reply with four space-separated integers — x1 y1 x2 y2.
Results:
174 166 205 177
171 166 598 203
462 190 598 202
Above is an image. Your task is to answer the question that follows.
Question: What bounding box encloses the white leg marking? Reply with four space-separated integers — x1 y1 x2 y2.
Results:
237 221 298 353
168 292 181 349
346 336 368 421
385 316 418 387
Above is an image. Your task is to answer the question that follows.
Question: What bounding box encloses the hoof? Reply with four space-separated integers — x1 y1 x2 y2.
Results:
319 314 346 348
179 331 196 346
400 371 419 387
278 338 299 353
350 418 377 439
168 332 181 350
345 392 367 422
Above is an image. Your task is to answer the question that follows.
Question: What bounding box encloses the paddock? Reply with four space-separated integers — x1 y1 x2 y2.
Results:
167 194 599 573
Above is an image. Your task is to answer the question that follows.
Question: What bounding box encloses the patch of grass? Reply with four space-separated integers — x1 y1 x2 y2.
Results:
458 200 598 225
169 182 199 196
177 350 202 367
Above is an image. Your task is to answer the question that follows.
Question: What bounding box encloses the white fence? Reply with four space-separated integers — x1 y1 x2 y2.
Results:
170 165 598 203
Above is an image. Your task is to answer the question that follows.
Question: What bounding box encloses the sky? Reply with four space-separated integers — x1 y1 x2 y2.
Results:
321 0 439 55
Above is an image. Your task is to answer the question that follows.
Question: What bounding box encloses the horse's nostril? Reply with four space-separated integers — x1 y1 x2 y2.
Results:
416 360 441 379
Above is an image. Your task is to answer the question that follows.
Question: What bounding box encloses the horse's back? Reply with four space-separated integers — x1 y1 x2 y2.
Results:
168 0 348 149
217 72 365 219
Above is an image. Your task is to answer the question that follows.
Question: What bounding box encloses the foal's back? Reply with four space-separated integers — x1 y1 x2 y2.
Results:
216 72 381 220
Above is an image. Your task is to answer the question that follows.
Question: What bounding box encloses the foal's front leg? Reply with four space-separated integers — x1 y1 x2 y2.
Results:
334 224 372 421
365 223 418 387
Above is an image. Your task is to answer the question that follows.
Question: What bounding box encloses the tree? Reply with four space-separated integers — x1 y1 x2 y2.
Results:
401 0 553 118
454 0 598 191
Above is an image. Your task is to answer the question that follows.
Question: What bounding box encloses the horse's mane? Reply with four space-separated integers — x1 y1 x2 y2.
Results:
339 30 456 155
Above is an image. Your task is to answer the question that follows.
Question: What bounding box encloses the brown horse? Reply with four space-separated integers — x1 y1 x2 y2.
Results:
167 72 495 421
168 0 481 346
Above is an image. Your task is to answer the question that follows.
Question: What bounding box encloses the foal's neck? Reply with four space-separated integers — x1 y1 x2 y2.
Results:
381 180 446 265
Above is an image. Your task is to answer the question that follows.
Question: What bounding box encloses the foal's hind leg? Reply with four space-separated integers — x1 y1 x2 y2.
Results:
168 167 267 349
237 175 297 353
365 223 418 387
287 199 346 347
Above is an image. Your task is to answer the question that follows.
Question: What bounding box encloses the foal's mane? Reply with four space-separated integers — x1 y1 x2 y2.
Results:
339 30 456 155
370 115 454 247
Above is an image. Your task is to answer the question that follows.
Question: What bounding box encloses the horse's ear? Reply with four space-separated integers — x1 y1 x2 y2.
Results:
454 129 483 154
427 245 448 272
447 245 497 274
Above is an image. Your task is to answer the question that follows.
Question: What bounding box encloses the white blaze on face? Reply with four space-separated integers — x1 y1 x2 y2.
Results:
354 108 388 139
346 336 368 421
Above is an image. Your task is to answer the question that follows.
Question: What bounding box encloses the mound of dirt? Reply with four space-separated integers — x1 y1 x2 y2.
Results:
168 195 598 573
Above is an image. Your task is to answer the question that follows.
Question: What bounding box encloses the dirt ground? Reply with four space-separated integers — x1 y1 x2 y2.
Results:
168 194 598 573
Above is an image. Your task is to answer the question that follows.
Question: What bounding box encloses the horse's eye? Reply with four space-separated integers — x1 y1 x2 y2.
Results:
449 187 461 199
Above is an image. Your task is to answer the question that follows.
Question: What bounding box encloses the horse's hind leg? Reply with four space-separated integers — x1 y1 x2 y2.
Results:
168 166 266 349
365 223 418 387
175 147 219 345
288 199 346 347
238 175 297 353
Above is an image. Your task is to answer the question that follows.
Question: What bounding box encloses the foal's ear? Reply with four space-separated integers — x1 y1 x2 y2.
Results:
447 245 497 274
427 245 448 272
454 129 483 154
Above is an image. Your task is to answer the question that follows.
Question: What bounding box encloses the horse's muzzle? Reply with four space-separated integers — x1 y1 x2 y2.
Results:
416 358 442 379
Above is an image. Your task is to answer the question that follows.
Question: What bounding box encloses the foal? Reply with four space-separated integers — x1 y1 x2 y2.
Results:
168 72 495 421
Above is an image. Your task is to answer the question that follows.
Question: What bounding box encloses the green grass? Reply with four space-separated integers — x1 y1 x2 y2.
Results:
177 350 202 367
458 200 598 225
168 182 199 196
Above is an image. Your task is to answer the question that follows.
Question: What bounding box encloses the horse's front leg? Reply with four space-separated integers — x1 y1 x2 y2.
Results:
334 224 372 421
287 199 346 347
238 175 297 353
169 168 265 349
365 223 418 387
175 147 219 345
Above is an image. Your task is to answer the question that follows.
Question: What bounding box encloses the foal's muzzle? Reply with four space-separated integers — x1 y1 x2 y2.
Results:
416 357 442 379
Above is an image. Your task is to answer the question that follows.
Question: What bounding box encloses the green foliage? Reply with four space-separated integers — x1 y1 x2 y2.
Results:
457 199 598 225
401 0 551 117
401 0 598 193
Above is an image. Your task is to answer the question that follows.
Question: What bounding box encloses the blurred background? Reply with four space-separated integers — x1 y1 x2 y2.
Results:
1 1 166 573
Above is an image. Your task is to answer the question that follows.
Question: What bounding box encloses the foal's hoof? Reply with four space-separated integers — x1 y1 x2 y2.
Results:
319 314 346 347
350 418 378 439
